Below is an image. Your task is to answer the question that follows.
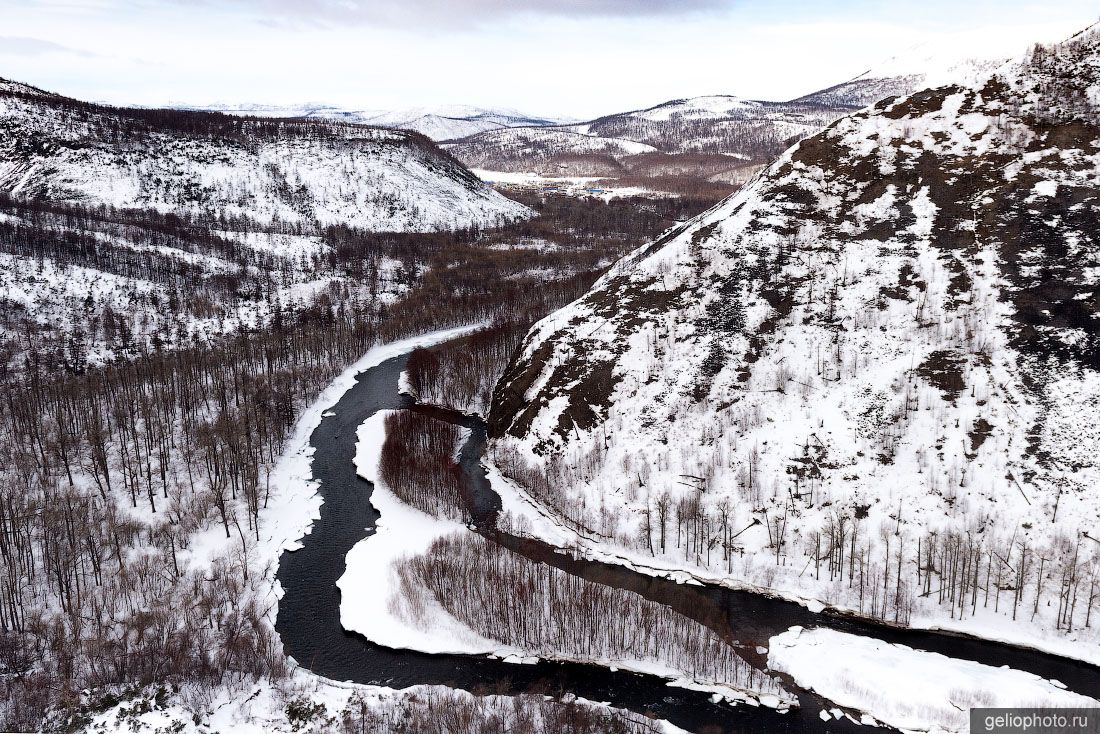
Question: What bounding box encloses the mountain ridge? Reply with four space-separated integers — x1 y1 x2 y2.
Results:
441 73 930 195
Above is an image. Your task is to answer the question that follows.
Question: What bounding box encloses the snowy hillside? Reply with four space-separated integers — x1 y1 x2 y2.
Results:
445 126 660 177
447 53 1003 195
445 92 860 194
386 113 507 141
181 101 566 141
577 95 841 153
0 78 58 99
0 79 530 231
0 75 537 375
354 105 566 140
791 73 926 108
488 25 1100 656
0 192 409 372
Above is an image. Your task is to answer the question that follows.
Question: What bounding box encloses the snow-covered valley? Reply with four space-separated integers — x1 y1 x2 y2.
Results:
0 70 704 732
287 325 1100 734
3 6 1100 733
339 409 793 709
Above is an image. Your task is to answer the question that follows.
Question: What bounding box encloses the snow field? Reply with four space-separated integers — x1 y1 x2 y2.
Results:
768 626 1098 734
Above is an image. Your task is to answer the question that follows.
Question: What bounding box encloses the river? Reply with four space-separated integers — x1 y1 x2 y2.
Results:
275 347 1100 733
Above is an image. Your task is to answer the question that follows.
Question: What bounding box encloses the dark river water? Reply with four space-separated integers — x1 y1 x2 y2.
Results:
275 348 1100 733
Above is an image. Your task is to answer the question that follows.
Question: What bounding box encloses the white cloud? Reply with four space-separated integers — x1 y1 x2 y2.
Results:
192 0 732 27
0 35 102 58
0 0 1094 118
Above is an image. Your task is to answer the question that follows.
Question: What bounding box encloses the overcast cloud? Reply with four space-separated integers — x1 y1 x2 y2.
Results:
0 35 102 59
0 0 1096 118
239 0 730 26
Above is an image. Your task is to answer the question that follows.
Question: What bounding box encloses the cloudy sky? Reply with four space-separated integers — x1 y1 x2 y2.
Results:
1 0 1096 118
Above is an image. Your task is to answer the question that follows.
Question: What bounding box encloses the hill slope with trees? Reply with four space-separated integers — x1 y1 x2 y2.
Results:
488 26 1100 659
0 78 529 232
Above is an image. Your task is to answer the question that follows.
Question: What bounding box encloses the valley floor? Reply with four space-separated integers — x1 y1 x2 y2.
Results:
339 410 791 709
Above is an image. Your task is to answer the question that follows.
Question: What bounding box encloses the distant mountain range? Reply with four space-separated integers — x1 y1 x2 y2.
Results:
174 48 1002 199
444 93 849 196
174 102 572 142
443 52 999 196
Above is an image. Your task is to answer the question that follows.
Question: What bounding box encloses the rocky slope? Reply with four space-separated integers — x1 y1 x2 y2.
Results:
0 78 529 231
488 26 1100 653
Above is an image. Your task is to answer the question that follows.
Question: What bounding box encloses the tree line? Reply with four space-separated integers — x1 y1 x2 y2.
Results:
396 531 782 700
335 686 675 734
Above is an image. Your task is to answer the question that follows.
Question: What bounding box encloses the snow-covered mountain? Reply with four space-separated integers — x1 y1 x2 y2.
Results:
790 73 926 108
794 44 1002 108
577 94 842 151
445 91 880 195
179 101 567 141
445 51 1000 196
0 80 529 231
352 105 567 141
446 126 661 177
0 75 534 375
488 25 1100 654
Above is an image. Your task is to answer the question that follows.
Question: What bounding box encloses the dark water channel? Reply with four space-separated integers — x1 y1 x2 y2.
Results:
276 349 1100 733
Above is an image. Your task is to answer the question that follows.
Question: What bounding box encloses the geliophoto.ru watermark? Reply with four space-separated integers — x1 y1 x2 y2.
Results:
972 709 1100 734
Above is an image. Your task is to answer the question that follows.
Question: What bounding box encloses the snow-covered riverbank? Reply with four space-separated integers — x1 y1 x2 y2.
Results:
488 454 1100 669
338 410 497 655
79 669 691 734
79 325 704 734
263 324 487 620
768 627 1098 734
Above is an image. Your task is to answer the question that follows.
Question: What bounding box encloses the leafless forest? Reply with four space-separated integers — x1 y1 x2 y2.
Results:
394 532 784 699
337 687 674 734
491 357 1100 634
376 407 784 701
379 411 469 522
0 187 716 730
